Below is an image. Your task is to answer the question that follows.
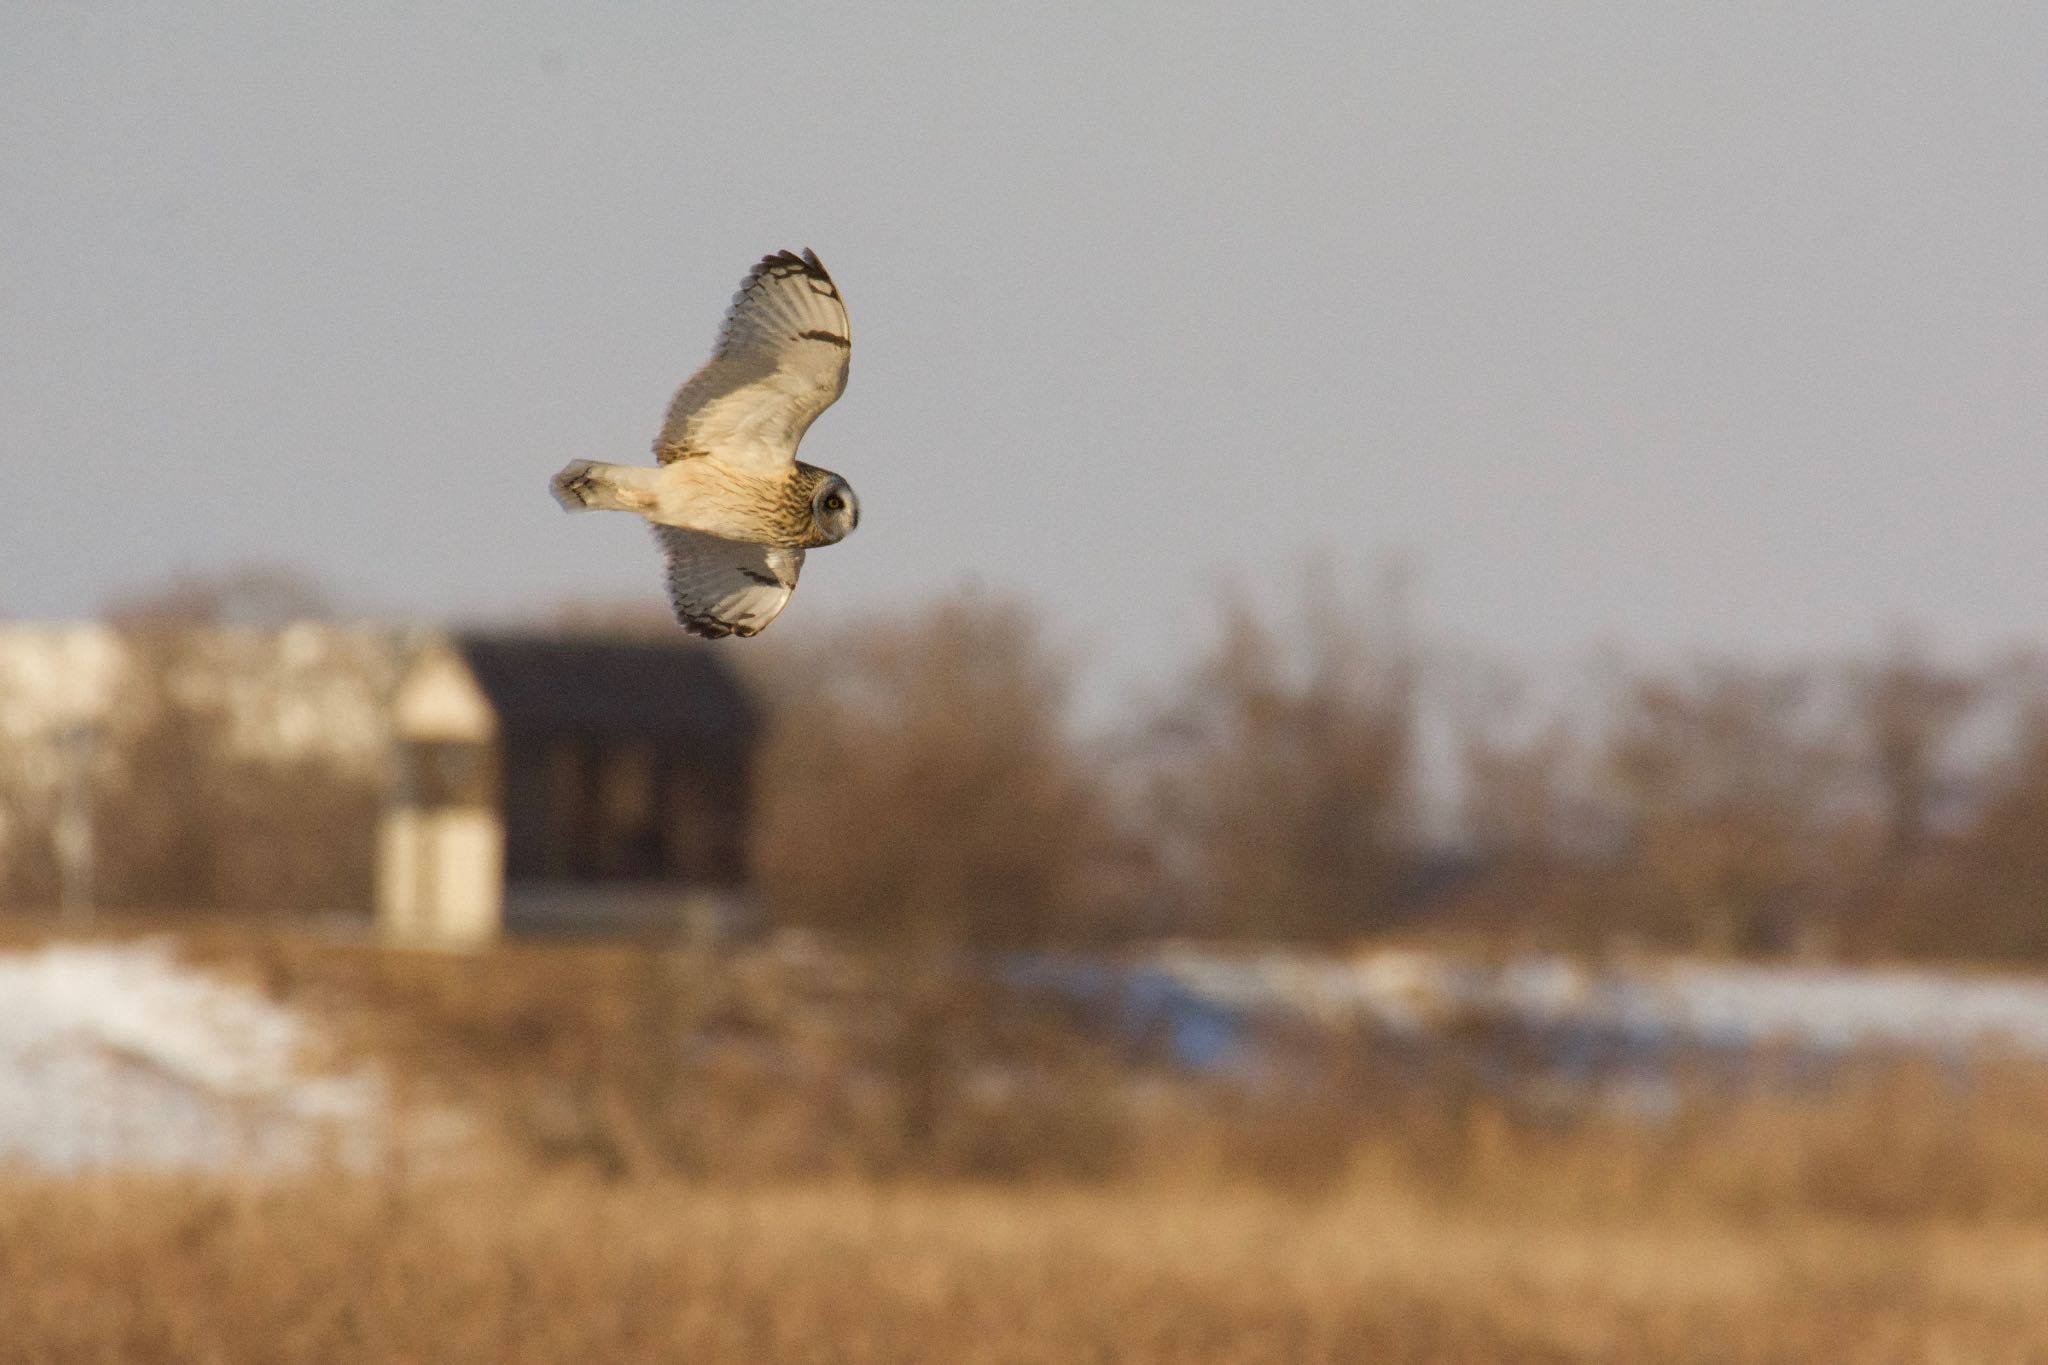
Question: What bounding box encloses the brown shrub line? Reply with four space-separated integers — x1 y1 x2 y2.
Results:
145 929 2048 1224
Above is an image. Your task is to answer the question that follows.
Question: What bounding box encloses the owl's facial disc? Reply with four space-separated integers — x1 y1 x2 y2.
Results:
811 476 860 544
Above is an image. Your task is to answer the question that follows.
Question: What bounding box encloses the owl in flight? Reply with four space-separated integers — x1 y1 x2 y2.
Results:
551 248 860 638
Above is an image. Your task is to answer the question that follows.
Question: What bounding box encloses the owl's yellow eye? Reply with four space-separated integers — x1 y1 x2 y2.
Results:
825 495 845 512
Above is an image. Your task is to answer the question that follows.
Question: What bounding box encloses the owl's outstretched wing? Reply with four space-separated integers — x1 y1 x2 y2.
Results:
652 526 805 639
655 249 851 475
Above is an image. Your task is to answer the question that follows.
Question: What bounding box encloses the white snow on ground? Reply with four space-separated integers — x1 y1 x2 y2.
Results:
0 940 384 1172
1149 947 2048 1059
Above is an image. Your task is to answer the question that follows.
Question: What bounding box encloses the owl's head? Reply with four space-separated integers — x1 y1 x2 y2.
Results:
811 475 861 544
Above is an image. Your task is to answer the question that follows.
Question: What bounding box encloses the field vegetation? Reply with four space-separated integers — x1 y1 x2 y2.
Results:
4 928 2046 1363
8 1167 2048 1365
7 578 2048 1359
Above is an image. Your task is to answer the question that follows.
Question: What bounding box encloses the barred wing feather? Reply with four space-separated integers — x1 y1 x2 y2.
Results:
653 526 805 638
655 249 851 474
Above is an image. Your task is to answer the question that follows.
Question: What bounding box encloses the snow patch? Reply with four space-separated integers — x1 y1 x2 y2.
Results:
1144 947 2048 1062
0 940 384 1171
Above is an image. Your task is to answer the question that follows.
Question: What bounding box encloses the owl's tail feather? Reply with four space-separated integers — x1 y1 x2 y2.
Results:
551 460 657 513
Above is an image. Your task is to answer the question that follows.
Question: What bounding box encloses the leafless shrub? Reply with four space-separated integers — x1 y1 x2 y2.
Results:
186 926 2048 1223
1593 661 1848 953
747 590 1138 947
1848 633 1981 861
1141 576 1417 941
1879 704 2048 961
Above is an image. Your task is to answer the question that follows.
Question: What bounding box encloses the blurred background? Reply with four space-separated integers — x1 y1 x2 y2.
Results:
4 5 2048 1362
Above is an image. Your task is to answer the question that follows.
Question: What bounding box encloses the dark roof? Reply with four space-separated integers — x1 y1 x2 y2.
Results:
452 632 761 755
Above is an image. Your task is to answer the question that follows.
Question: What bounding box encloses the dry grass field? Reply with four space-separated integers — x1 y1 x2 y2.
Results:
4 1170 2048 1364
5 926 2048 1362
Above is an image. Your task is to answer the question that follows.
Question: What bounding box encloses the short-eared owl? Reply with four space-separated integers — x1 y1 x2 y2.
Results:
551 248 859 638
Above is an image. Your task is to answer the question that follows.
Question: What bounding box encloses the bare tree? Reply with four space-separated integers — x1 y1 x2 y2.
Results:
1442 658 1606 947
748 590 1132 948
1849 634 1979 861
1143 577 1417 942
1597 660 1846 954
1879 658 2048 962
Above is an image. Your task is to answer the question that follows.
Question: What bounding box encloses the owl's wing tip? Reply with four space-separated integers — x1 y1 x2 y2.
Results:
676 616 734 640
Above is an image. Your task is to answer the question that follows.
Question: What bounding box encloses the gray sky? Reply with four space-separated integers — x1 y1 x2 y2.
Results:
5 3 2045 691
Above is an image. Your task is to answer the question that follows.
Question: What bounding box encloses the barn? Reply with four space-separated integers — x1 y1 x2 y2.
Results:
0 625 763 946
383 633 762 944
